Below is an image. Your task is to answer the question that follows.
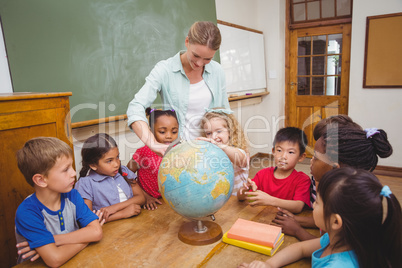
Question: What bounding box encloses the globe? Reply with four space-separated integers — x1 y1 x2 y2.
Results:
158 140 234 220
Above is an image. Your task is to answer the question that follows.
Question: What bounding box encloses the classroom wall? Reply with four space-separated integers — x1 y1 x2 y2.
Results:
216 0 287 158
348 0 402 167
217 0 402 168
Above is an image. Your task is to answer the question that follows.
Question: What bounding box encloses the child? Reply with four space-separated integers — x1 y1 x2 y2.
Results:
75 133 145 222
238 127 310 213
309 114 362 206
274 124 393 241
239 168 402 268
15 137 102 267
196 107 249 195
127 108 179 210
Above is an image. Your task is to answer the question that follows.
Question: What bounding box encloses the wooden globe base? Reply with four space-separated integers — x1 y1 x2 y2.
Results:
178 220 223 245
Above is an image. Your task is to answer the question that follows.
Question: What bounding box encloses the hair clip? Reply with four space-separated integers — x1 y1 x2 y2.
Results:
380 185 392 198
364 128 380 139
170 109 175 112
150 109 156 113
204 107 233 114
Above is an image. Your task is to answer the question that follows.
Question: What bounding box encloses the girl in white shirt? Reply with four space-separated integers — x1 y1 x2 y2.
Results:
197 107 249 195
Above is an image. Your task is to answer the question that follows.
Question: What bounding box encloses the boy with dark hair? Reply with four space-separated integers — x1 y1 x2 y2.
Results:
238 127 310 213
15 137 102 267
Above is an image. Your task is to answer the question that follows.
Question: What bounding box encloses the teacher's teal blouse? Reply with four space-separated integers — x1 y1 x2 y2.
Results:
126 51 230 138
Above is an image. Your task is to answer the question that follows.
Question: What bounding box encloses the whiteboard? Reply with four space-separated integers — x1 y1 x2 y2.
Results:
218 23 266 94
0 22 12 93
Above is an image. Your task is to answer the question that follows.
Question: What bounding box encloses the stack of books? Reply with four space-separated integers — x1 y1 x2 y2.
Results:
222 218 284 256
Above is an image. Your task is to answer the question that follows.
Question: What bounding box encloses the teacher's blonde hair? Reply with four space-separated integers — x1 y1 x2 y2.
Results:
188 21 221 51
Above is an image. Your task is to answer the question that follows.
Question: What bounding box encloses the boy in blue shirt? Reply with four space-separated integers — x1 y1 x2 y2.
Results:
15 137 102 267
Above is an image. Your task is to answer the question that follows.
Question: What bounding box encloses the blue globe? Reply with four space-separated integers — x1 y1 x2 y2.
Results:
158 140 234 219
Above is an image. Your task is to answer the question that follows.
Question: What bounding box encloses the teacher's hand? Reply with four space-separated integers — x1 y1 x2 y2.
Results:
131 121 168 156
149 142 169 157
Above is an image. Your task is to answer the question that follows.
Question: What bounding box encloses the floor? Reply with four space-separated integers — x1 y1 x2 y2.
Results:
249 156 402 204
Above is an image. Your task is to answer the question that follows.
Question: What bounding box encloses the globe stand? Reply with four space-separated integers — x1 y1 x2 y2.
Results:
178 220 223 245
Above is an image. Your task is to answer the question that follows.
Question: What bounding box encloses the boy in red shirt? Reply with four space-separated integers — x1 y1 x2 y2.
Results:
238 127 310 213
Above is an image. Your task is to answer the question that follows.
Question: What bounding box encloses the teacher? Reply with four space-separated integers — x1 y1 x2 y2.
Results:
127 21 230 156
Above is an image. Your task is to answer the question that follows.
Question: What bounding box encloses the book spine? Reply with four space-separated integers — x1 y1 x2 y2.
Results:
223 233 284 257
223 236 273 255
226 234 274 248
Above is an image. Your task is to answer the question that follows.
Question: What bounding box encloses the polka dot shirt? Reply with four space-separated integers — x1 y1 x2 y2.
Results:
132 146 162 198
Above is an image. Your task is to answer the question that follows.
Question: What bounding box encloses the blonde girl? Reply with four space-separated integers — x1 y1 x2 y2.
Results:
197 107 249 195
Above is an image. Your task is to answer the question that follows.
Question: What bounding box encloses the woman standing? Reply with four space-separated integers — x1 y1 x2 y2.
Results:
127 21 230 156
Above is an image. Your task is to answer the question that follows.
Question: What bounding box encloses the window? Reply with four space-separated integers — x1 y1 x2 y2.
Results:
290 0 352 28
297 34 342 96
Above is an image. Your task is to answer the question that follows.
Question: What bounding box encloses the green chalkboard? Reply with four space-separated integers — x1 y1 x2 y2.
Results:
0 0 217 123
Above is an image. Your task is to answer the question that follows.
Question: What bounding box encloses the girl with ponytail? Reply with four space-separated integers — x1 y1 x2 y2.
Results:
240 168 402 268
75 133 145 223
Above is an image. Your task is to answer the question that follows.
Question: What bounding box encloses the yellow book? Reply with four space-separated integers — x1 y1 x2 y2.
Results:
222 232 285 256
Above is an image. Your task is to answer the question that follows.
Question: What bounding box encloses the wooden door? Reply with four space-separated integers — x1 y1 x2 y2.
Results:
286 24 351 156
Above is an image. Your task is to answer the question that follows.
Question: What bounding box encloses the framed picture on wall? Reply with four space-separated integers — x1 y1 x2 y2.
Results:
363 12 402 88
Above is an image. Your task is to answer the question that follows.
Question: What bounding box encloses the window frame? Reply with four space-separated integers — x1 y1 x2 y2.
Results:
289 0 353 29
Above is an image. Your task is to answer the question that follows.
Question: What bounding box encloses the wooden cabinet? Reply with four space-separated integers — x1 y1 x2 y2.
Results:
0 92 73 268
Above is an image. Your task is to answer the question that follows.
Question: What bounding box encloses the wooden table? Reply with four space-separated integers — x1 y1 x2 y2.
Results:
16 197 318 267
